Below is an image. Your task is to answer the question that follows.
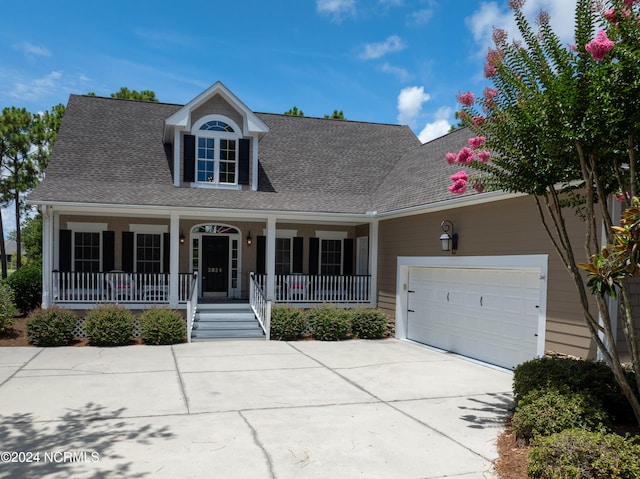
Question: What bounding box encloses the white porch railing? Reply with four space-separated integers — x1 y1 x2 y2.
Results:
250 272 271 339
52 271 194 304
253 274 371 304
186 272 198 343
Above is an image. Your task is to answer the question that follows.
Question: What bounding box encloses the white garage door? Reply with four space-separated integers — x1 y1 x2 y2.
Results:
407 266 541 369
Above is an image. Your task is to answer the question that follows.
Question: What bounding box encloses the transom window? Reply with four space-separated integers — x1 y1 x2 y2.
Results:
193 116 240 185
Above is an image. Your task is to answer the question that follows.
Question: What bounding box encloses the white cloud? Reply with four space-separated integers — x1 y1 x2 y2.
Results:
380 62 411 81
13 41 51 57
409 8 435 24
397 86 431 126
359 35 406 60
316 0 356 20
379 0 404 5
418 106 453 143
465 0 578 57
10 71 63 101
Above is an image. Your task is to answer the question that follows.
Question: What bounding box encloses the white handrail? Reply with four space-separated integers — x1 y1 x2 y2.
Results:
250 272 271 340
186 272 198 343
254 274 371 304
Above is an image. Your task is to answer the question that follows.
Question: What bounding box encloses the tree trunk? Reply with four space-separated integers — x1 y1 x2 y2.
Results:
0 215 6 278
13 192 21 269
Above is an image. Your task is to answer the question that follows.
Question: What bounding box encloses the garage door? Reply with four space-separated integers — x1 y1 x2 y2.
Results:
407 267 541 369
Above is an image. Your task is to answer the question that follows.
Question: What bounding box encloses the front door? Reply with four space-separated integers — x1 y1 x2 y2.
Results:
202 236 229 295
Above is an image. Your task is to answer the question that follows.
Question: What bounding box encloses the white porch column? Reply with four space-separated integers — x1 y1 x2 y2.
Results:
169 212 180 307
41 205 53 309
369 219 379 307
265 216 277 300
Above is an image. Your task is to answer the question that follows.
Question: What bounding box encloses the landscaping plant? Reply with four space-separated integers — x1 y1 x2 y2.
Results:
26 307 76 347
307 304 351 341
270 305 306 340
448 0 640 424
7 263 42 314
0 280 17 333
349 308 388 339
83 304 134 346
139 308 186 345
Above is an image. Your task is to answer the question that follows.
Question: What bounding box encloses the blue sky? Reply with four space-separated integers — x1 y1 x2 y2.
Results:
1 0 578 232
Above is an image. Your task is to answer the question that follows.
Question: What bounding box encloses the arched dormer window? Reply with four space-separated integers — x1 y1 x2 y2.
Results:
192 116 241 185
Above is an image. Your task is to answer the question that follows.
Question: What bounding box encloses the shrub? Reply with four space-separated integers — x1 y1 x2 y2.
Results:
270 305 306 340
511 389 609 443
26 307 77 347
139 308 186 345
528 429 640 479
0 280 17 334
84 305 134 346
7 264 42 314
307 305 351 341
349 308 388 339
513 357 638 422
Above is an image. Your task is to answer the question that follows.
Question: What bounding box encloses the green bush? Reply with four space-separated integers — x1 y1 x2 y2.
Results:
349 308 388 339
307 305 351 341
511 389 609 443
528 429 640 479
26 307 77 347
7 264 42 314
270 305 306 340
0 280 17 333
513 357 638 422
139 308 186 345
84 305 134 346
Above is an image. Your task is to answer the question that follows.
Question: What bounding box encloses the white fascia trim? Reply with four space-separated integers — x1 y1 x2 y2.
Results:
165 81 269 135
375 191 525 220
316 230 348 240
66 222 108 232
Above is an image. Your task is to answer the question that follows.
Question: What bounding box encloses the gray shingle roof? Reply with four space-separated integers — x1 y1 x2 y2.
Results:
29 94 475 215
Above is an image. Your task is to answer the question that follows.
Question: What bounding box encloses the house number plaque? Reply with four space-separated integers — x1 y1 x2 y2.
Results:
208 267 222 273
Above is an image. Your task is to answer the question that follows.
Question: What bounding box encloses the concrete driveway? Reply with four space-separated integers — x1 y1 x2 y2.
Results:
0 339 513 479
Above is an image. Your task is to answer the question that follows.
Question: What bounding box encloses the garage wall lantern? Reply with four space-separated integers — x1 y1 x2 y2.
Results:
440 220 458 254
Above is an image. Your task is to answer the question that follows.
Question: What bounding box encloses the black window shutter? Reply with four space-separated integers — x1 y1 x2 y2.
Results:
183 134 195 182
343 238 354 275
122 232 134 272
59 229 72 272
256 236 266 274
293 237 303 273
102 231 115 272
239 138 250 185
163 233 170 273
309 238 319 275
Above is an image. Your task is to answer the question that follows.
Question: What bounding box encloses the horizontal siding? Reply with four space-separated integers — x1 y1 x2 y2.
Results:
378 195 597 359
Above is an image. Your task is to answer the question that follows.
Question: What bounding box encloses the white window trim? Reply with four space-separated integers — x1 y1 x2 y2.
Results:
67 222 107 233
129 224 168 234
192 115 242 187
261 229 298 238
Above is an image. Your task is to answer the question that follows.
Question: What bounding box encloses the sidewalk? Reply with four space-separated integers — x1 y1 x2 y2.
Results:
0 339 513 479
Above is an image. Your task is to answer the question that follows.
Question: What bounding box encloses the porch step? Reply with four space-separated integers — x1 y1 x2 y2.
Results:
191 303 265 340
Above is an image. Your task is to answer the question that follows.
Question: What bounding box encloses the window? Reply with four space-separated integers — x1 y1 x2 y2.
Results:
74 232 100 272
320 239 342 275
275 238 292 275
136 234 161 273
195 118 238 185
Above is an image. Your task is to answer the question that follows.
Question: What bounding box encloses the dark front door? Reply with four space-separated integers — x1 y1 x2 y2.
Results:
202 236 229 294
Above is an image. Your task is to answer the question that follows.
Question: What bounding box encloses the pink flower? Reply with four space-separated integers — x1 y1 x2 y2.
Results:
604 8 617 22
450 171 469 182
458 91 475 106
483 87 498 99
484 63 497 78
468 136 486 149
456 147 475 164
445 152 457 164
492 28 508 45
448 181 467 194
585 30 615 61
569 43 577 52
509 0 524 10
471 115 486 126
615 191 631 202
478 151 491 163
624 0 636 6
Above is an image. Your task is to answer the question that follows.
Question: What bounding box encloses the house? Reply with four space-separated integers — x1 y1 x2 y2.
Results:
28 81 626 369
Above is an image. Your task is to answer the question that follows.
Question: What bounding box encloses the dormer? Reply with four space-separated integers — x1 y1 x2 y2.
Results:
164 82 269 190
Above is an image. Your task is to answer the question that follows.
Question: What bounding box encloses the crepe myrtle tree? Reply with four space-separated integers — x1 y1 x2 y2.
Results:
447 0 640 424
